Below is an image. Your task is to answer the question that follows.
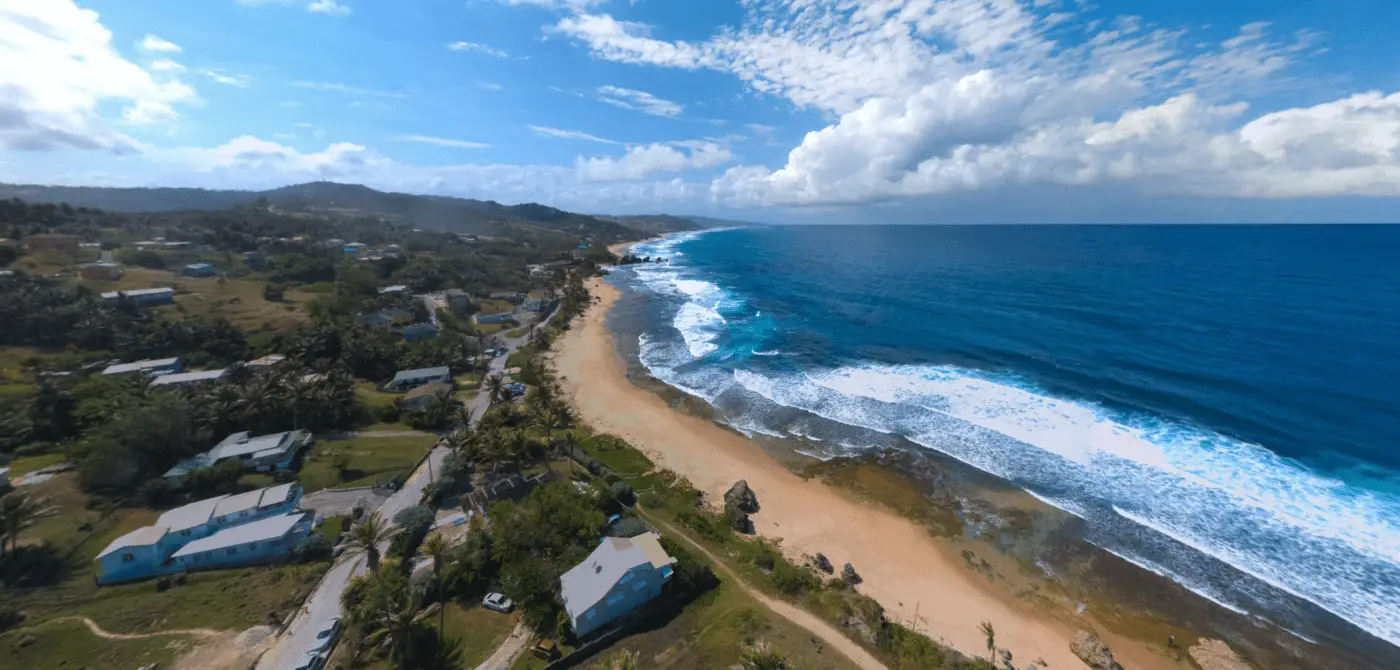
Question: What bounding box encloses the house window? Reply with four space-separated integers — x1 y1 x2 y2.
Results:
606 593 625 607
122 553 135 562
632 580 648 591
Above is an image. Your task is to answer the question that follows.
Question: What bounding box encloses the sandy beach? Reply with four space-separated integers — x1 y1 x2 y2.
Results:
552 276 1181 670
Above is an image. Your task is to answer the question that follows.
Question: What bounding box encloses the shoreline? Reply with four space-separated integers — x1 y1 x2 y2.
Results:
552 276 1178 669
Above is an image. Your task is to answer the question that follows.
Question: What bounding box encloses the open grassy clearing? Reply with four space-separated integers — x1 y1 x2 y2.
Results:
5 452 69 476
0 618 181 670
442 603 521 668
83 268 317 331
297 434 435 491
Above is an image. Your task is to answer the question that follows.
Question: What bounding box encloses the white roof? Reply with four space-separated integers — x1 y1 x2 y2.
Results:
100 287 175 299
157 496 227 533
208 431 302 462
96 525 166 558
103 357 180 375
151 369 227 386
392 366 450 382
379 285 409 294
561 533 674 620
246 355 285 367
171 513 308 558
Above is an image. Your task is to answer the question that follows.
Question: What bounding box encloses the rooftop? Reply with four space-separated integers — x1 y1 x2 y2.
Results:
379 285 409 294
171 512 309 558
102 357 180 375
100 287 175 299
212 482 296 518
96 525 166 558
392 366 450 382
152 369 227 386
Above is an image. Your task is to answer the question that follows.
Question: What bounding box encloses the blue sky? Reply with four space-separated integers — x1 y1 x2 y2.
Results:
4 0 1400 222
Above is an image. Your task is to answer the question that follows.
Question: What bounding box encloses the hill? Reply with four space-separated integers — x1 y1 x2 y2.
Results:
595 214 703 235
0 182 640 240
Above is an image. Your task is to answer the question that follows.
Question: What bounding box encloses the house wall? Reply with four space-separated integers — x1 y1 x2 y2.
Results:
573 564 668 637
173 525 312 572
97 544 172 584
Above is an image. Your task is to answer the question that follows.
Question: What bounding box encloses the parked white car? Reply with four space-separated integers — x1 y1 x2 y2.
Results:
482 592 514 613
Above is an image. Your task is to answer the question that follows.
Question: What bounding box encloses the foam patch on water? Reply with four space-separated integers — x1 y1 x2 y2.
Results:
729 364 1400 646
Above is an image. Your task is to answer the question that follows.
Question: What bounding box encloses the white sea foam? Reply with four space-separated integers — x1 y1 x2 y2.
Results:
729 363 1400 646
673 302 725 358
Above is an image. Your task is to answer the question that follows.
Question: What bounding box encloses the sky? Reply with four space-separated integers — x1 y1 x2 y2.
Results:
3 0 1400 223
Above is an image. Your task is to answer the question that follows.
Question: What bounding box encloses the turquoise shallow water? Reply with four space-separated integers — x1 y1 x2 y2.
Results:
614 224 1400 654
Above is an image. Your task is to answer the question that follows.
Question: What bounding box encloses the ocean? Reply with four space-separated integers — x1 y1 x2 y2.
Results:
612 224 1400 654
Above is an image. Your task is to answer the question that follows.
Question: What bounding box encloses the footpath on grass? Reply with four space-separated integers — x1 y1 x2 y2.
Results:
638 510 890 670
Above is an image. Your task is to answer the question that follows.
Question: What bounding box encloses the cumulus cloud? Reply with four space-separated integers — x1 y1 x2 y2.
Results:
447 42 509 58
293 80 406 98
576 141 731 181
307 0 351 15
0 0 197 152
548 0 1398 206
529 126 619 144
595 85 682 117
139 34 181 53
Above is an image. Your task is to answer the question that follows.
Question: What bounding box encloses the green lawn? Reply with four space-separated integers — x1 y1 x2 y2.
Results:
442 603 521 668
582 435 656 477
5 452 69 476
0 618 178 670
316 515 349 546
297 434 435 491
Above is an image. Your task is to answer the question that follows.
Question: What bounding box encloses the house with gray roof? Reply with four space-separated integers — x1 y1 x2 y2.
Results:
94 483 304 584
102 357 183 377
170 512 314 571
100 287 175 307
151 368 228 388
163 430 312 481
386 365 452 392
560 532 676 637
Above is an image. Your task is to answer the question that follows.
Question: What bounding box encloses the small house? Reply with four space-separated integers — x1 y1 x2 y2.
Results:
78 262 123 281
21 234 79 254
560 532 676 638
101 287 175 307
246 354 286 368
103 357 183 377
386 366 452 392
489 291 525 304
402 322 439 342
473 312 513 325
400 382 455 411
151 369 228 388
522 297 555 313
242 251 267 269
164 430 312 481
445 289 473 316
183 263 216 277
379 285 409 295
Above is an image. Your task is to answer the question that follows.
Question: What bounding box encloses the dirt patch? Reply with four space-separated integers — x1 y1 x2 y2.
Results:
171 625 278 670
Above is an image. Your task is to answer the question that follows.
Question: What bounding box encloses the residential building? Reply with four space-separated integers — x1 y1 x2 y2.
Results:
386 366 452 392
489 291 525 304
243 251 268 269
151 369 228 388
402 322 439 342
102 357 183 376
164 430 312 481
445 289 473 315
78 262 123 281
170 512 314 572
522 297 555 313
400 382 455 411
183 262 216 277
379 284 409 295
355 308 414 330
560 532 676 638
94 484 306 584
21 234 79 254
473 312 513 325
246 354 286 368
343 242 365 253
101 287 176 306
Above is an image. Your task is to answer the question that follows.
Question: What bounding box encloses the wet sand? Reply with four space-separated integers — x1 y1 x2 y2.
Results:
552 277 1181 669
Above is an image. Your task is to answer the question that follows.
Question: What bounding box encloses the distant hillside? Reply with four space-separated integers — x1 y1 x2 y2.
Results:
0 182 644 240
595 214 703 235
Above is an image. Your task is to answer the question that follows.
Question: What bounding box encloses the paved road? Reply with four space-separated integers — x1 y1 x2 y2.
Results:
300 488 390 519
257 306 555 669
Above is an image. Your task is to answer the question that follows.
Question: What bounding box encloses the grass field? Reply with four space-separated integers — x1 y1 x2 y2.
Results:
5 452 69 476
443 603 521 668
85 268 317 331
297 434 435 491
0 618 178 670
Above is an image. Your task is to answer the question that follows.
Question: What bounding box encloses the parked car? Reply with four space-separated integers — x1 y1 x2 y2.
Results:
483 592 514 613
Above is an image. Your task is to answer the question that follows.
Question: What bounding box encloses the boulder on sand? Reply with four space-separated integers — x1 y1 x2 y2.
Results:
724 479 759 513
813 553 834 574
1189 639 1252 670
1070 631 1124 670
841 562 862 585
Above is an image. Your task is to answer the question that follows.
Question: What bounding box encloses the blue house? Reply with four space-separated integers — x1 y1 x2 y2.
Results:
183 262 216 277
560 532 676 638
472 312 513 325
402 322 439 342
94 484 308 584
163 430 313 481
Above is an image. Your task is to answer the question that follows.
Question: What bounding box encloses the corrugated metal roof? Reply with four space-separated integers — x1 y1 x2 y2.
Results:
100 287 175 299
151 369 227 386
103 357 180 375
96 525 166 558
171 513 308 558
560 532 674 621
392 366 450 382
157 496 226 533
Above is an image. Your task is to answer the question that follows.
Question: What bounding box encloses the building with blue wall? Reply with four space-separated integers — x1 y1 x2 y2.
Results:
560 532 676 638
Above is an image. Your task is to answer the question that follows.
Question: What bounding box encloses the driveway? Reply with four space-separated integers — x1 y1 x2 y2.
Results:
300 488 390 519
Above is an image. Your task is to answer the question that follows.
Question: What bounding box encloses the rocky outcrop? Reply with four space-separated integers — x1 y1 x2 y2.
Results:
1189 639 1252 670
841 562 862 585
1070 631 1124 670
812 553 834 574
724 479 759 513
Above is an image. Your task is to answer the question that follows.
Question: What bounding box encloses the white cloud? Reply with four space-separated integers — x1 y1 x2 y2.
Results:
576 141 731 181
150 59 187 73
447 42 509 58
529 125 619 144
307 0 350 15
498 0 605 9
548 0 1400 206
395 135 491 149
596 85 682 117
293 80 405 98
201 69 254 87
139 34 182 53
0 1 197 151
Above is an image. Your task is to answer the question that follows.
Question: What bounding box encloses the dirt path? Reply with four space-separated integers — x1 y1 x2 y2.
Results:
642 512 890 670
51 616 222 640
475 621 533 670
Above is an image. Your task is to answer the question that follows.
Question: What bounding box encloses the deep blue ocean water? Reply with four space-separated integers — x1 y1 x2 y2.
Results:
617 225 1400 650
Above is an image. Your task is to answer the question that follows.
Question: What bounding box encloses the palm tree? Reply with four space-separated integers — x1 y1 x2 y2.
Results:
734 640 788 670
365 571 438 669
0 492 57 556
344 514 397 576
421 533 452 654
979 621 997 660
485 374 507 406
560 431 580 476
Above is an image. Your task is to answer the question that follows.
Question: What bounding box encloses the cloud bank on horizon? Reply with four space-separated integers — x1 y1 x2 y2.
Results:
2 0 1399 221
